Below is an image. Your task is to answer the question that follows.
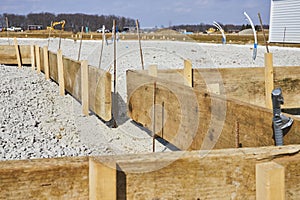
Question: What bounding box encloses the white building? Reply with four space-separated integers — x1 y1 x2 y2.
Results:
269 0 300 43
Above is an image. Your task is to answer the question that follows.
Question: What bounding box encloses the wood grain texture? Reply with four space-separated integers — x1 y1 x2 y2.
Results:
35 45 41 73
91 145 300 200
127 70 300 150
89 157 116 200
0 45 31 65
256 162 285 200
152 66 300 108
88 66 112 121
265 53 274 109
48 51 111 121
13 38 22 68
0 157 89 200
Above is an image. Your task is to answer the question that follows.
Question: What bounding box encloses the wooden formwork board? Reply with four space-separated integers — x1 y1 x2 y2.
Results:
1 145 300 199
42 48 112 121
0 45 31 65
0 157 89 199
127 70 300 150
153 66 300 108
90 145 300 199
48 51 59 82
88 66 112 121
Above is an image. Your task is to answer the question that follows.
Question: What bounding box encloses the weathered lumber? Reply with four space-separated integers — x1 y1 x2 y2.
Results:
0 157 89 200
91 145 300 200
0 45 31 65
89 157 116 200
148 64 158 77
57 49 65 96
265 53 274 109
88 66 112 121
13 38 22 68
43 46 50 80
153 66 300 108
184 59 193 87
48 51 111 121
81 60 89 116
48 51 59 82
256 162 285 200
35 45 41 73
31 45 35 70
127 70 300 150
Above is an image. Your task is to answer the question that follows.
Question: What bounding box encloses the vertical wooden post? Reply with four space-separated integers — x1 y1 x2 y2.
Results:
112 19 118 128
148 65 158 77
89 158 116 200
265 53 274 109
184 59 193 87
13 38 22 68
43 46 50 80
57 49 65 96
256 162 285 200
153 81 157 152
31 45 35 70
81 60 89 116
35 45 41 73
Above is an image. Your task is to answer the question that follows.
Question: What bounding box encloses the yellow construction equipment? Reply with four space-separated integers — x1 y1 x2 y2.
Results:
206 27 216 34
47 20 66 31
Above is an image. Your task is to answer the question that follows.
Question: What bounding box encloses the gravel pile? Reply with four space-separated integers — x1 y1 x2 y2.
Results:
0 65 108 160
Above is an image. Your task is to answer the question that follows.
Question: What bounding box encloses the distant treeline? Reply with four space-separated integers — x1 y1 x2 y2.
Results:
171 23 269 33
0 13 136 32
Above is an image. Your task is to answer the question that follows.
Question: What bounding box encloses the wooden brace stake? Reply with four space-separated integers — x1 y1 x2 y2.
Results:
57 49 65 96
31 45 35 70
13 38 22 68
35 45 41 73
265 53 274 109
81 60 89 116
148 65 158 77
43 46 50 80
89 158 116 200
256 162 285 200
184 59 193 87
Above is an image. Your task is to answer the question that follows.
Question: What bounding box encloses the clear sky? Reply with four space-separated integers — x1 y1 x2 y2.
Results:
0 0 271 27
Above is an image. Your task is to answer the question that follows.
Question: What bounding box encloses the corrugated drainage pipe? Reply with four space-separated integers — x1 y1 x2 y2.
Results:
272 88 293 146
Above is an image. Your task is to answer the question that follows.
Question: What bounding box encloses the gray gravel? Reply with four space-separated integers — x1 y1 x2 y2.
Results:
0 65 111 160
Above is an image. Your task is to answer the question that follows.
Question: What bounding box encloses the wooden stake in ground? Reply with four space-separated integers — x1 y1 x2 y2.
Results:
13 38 22 68
148 64 158 77
43 46 50 80
256 162 285 200
57 49 65 96
89 158 116 200
81 60 89 116
78 26 84 61
112 20 118 128
258 13 269 53
184 59 193 87
136 19 144 70
153 81 157 152
265 53 274 109
31 45 35 70
35 45 41 73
